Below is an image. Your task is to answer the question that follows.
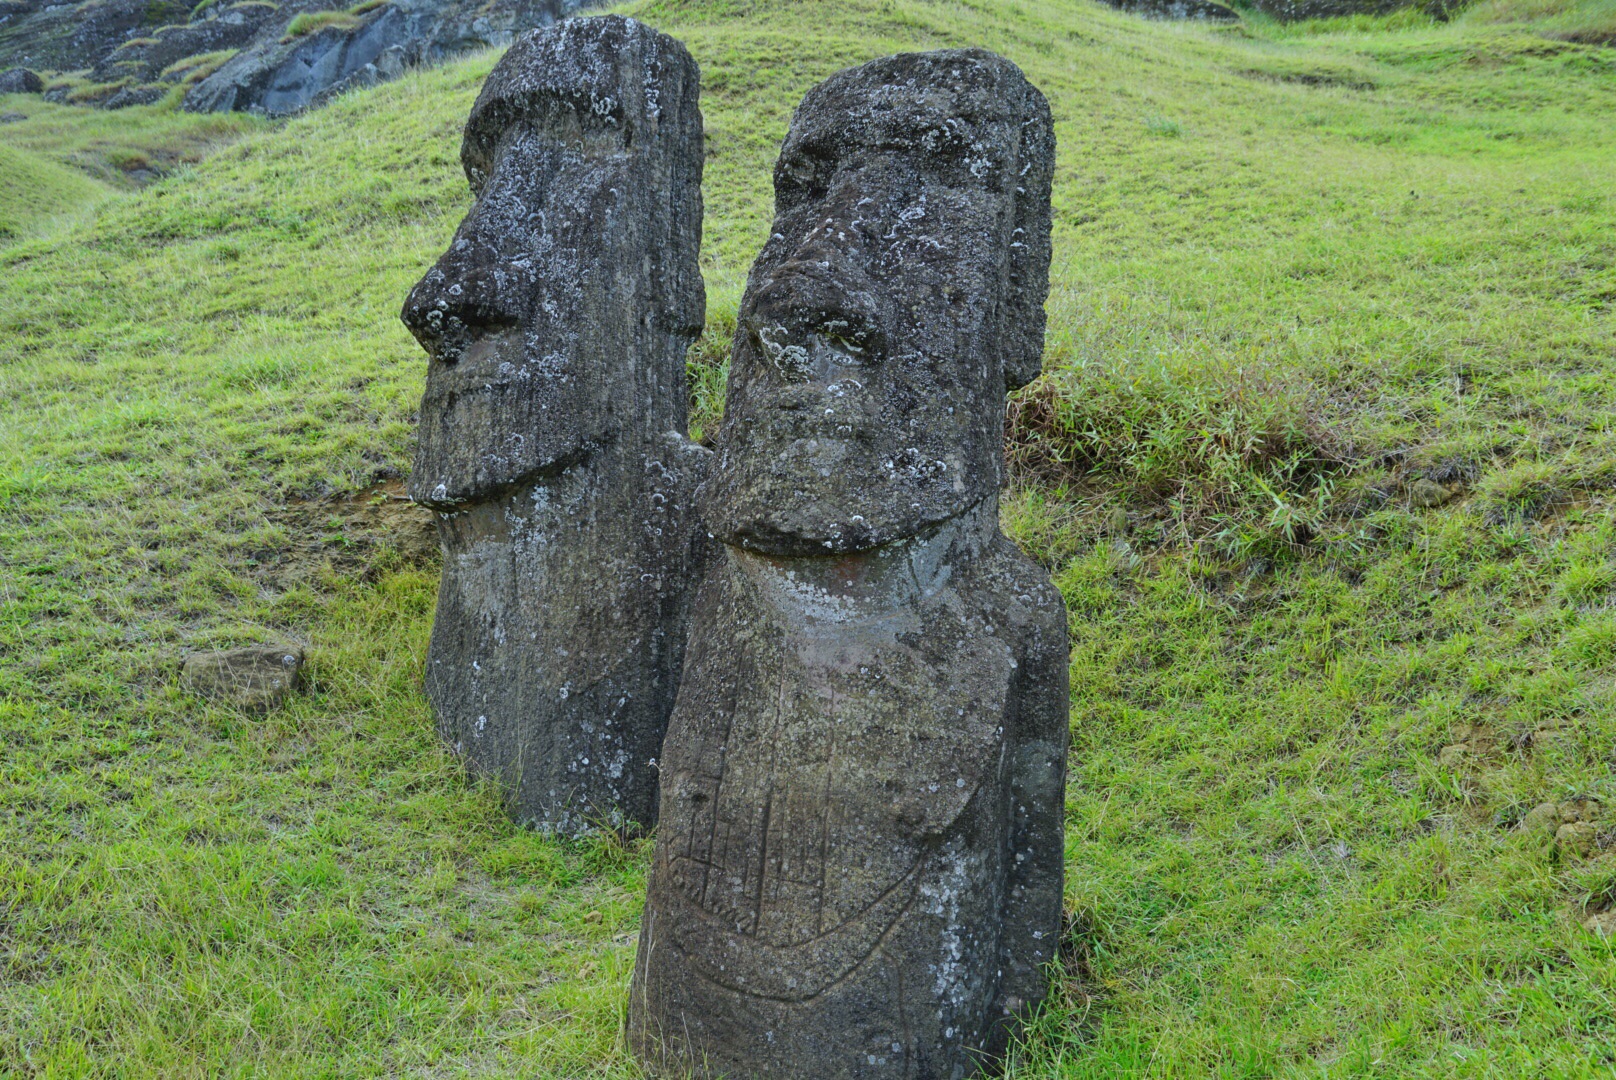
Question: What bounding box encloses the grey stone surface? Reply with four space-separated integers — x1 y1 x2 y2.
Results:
401 16 707 837
0 0 601 116
630 48 1069 1080
184 0 588 117
0 66 43 94
89 4 275 89
0 0 191 73
181 645 304 714
1100 0 1239 19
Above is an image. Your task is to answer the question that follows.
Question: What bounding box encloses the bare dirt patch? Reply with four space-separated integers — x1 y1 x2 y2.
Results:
264 479 438 585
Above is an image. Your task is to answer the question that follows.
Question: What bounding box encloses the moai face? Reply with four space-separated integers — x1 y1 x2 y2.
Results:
700 49 1053 555
402 22 705 509
396 18 707 836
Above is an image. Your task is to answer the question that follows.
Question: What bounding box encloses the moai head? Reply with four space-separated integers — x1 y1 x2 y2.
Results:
699 49 1054 555
402 17 704 509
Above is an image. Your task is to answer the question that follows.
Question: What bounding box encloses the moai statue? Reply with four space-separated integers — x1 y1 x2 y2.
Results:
630 49 1067 1080
400 16 707 836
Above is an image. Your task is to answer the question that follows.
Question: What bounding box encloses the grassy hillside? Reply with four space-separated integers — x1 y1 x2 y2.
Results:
0 139 108 243
0 91 257 241
3 0 1616 1076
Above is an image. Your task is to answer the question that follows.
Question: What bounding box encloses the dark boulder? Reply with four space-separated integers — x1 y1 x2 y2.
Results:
0 66 42 93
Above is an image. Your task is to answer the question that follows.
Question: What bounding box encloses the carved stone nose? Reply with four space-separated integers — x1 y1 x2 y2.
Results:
747 261 884 370
400 240 526 361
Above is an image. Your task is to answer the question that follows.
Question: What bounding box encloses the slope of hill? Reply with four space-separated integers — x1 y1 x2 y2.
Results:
2 0 1615 1075
0 91 258 238
0 139 108 241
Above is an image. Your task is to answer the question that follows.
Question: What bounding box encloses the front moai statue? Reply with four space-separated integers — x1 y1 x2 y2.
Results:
400 17 707 836
630 50 1068 1079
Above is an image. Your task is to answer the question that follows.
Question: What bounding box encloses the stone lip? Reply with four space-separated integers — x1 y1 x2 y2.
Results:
180 645 305 715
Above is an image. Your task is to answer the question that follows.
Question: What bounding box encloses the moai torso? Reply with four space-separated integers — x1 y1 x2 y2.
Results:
631 49 1068 1080
401 17 706 835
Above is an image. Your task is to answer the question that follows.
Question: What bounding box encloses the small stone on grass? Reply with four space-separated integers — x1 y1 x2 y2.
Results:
181 645 304 714
1408 478 1452 508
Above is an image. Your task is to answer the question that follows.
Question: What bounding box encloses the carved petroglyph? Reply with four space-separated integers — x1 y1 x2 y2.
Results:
401 16 707 835
631 48 1068 1079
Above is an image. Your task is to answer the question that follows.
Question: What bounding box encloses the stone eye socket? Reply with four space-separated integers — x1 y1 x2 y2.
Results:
909 122 978 169
818 319 876 360
776 147 835 207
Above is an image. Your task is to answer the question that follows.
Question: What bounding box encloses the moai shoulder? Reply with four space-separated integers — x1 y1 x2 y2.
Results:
631 49 1069 1079
400 16 708 836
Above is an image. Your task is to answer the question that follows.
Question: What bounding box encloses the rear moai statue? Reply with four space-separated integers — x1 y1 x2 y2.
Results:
630 49 1068 1079
400 16 707 836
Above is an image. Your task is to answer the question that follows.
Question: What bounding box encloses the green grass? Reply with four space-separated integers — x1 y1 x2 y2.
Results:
0 94 259 186
3 0 1616 1075
282 10 362 40
1465 0 1616 43
160 48 242 85
0 140 110 243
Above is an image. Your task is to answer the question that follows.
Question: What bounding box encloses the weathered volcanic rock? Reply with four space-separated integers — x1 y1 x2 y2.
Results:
630 49 1070 1080
0 0 192 73
181 645 304 714
90 4 276 88
184 0 588 116
0 66 42 93
1101 0 1239 18
401 16 708 837
0 0 602 116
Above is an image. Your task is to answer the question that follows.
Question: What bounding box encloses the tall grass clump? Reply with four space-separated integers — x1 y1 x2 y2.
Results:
685 305 735 445
282 10 360 40
1007 354 1349 556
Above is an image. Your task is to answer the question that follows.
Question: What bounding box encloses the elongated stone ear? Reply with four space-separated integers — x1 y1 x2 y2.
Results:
1004 81 1055 392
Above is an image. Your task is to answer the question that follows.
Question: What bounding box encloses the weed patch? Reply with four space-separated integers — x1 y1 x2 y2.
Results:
282 11 361 40
1007 358 1346 556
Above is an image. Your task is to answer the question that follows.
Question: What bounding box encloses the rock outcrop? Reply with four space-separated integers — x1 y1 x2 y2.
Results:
1100 0 1239 19
185 0 589 116
0 0 192 74
0 66 42 93
630 48 1070 1080
401 17 708 837
0 0 597 115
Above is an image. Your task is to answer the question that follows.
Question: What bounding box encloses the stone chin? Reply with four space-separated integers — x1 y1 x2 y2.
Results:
408 326 607 510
